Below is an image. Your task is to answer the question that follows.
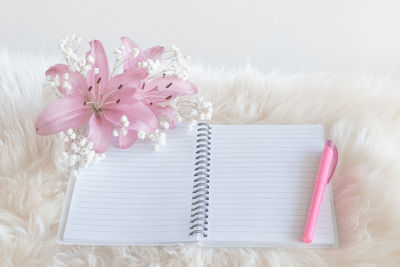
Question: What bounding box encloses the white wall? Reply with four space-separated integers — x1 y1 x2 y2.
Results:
1 0 400 74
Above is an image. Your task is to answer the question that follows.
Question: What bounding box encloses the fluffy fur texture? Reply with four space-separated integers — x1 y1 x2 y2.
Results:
1 48 400 267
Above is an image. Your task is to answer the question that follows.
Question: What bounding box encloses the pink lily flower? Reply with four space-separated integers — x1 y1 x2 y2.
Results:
35 40 158 152
117 37 197 144
134 76 197 129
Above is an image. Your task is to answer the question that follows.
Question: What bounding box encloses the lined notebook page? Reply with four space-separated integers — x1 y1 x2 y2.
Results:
206 125 337 247
61 125 196 245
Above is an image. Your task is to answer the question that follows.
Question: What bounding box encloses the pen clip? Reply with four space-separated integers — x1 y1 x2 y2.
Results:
326 140 338 184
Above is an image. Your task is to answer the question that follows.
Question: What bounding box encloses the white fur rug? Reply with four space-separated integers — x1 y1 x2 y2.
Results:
1 48 400 266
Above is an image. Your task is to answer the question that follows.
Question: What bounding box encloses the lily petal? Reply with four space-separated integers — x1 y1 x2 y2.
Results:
121 37 164 72
35 95 91 135
106 68 148 96
121 37 142 71
128 101 158 132
103 98 158 133
119 129 138 149
143 76 197 103
101 97 139 123
151 105 177 129
87 113 114 153
46 64 88 96
142 46 164 61
86 40 109 94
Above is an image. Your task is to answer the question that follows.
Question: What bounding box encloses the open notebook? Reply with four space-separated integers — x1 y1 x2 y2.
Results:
57 123 338 247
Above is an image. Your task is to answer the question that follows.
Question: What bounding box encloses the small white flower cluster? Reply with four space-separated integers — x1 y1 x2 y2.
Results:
159 120 170 130
135 129 167 151
45 72 74 98
111 45 141 75
113 45 140 60
175 96 213 131
138 58 160 74
147 129 167 151
186 119 198 131
112 115 130 137
60 73 72 91
130 47 140 58
60 128 106 176
58 34 92 76
145 45 190 81
44 74 63 98
165 45 190 81
113 46 125 61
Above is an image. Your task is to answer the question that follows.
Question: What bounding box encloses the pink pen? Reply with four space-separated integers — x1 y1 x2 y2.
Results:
303 140 338 243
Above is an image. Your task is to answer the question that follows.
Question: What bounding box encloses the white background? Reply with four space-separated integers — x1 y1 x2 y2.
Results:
1 0 399 74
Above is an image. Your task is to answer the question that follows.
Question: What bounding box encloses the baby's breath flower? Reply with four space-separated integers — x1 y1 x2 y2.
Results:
60 129 106 176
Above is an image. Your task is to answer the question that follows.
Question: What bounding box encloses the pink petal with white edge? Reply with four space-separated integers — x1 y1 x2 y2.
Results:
143 76 197 103
151 105 177 129
87 113 114 153
46 64 88 96
86 40 109 94
119 129 138 149
35 95 92 135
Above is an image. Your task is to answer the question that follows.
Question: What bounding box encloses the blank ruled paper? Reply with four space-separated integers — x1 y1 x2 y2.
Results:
59 123 338 247
206 125 337 247
61 125 196 245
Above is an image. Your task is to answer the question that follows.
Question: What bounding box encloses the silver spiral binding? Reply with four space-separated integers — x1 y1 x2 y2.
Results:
189 122 211 238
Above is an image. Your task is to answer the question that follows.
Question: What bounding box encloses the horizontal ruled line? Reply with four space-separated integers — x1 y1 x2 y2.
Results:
210 167 317 170
78 189 190 194
70 217 188 222
76 200 186 205
208 207 309 211
71 223 187 228
210 230 306 234
211 142 321 146
210 152 320 154
69 229 185 233
210 220 328 224
78 185 190 189
81 171 191 175
75 206 187 211
77 196 188 200
75 211 188 216
78 183 191 188
91 159 194 163
211 197 310 200
209 159 320 163
212 181 313 185
208 214 307 217
211 172 317 176
80 179 191 183
210 200 310 204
